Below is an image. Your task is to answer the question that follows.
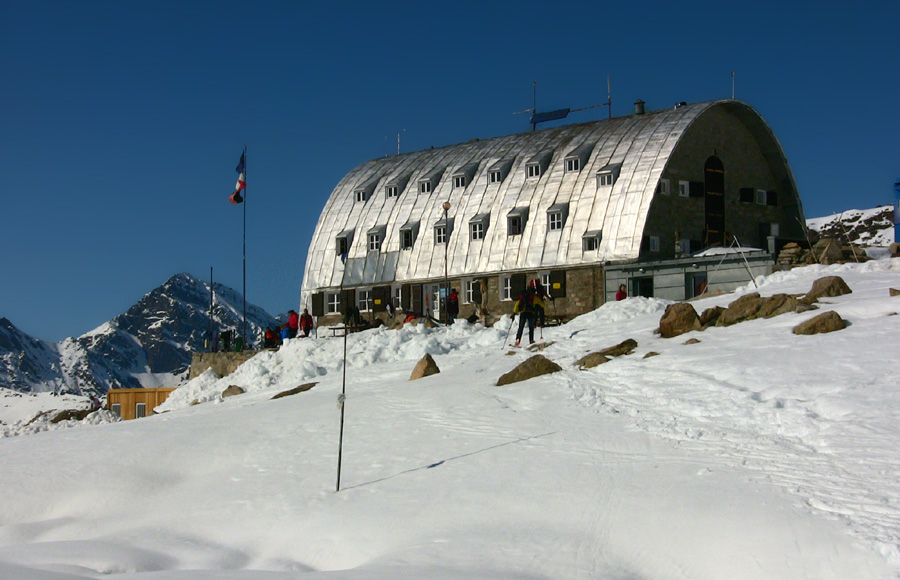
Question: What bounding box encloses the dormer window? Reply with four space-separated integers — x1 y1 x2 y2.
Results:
336 229 354 257
488 159 513 184
596 163 621 187
385 185 399 198
507 207 529 236
367 225 386 252
355 189 368 202
469 214 489 241
565 142 593 175
399 221 418 250
454 175 466 188
353 179 377 203
547 203 569 232
384 174 410 199
657 179 670 195
418 167 444 195
525 151 552 179
582 230 602 251
452 163 477 190
434 216 453 244
679 180 690 197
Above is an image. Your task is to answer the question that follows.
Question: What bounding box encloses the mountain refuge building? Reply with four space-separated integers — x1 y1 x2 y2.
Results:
300 99 805 325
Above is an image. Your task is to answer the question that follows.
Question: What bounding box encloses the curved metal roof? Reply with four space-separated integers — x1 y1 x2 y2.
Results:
301 100 797 296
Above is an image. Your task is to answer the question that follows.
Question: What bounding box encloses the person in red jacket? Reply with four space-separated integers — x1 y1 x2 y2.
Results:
286 309 299 339
615 284 627 301
299 308 314 337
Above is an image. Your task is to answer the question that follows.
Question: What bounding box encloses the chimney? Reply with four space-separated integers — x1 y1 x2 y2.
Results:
634 99 645 115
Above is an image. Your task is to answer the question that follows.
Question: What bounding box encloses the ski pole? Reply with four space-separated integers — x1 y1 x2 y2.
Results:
503 314 515 348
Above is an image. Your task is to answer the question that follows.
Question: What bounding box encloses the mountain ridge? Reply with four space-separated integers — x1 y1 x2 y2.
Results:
0 273 278 396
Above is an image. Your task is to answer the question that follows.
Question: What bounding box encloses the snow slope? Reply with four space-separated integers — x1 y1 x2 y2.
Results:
0 259 898 579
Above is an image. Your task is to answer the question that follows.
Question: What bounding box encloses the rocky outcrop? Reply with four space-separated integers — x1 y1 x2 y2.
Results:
793 311 847 335
658 303 701 338
716 293 813 327
497 355 562 386
410 354 441 380
575 353 610 369
699 306 725 328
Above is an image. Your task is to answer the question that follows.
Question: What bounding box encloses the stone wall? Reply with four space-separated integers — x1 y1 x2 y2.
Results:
189 350 270 380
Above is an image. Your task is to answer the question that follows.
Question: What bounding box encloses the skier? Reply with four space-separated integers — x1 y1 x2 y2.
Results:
531 279 553 328
512 284 537 346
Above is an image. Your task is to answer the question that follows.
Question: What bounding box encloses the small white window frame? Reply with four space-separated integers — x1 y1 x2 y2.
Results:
357 289 372 312
327 293 340 314
658 179 670 195
367 233 381 252
355 190 367 203
565 158 580 173
471 222 485 240
454 175 466 188
135 403 146 419
500 276 513 301
385 185 399 198
649 235 661 252
419 181 432 194
464 279 476 304
583 236 599 251
435 225 447 245
598 172 614 186
489 170 502 184
678 181 690 197
527 163 541 178
548 211 563 231
756 189 767 205
110 403 121 417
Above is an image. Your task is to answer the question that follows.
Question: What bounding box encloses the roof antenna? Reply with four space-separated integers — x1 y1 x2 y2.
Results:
731 71 735 100
606 74 612 120
512 82 538 130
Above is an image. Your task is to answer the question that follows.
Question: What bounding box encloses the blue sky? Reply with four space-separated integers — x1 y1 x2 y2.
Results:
2 0 898 343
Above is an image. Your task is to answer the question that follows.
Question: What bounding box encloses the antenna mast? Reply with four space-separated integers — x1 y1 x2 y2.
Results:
732 71 735 100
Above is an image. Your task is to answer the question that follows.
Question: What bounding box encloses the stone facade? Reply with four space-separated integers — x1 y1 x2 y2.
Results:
189 350 270 380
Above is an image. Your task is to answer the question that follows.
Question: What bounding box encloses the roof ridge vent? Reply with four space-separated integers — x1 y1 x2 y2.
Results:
634 99 646 115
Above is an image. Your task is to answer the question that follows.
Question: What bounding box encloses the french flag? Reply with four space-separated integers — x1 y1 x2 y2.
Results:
229 152 246 204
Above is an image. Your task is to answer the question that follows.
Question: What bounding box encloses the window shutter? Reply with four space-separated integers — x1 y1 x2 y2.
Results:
510 273 527 298
341 289 355 312
739 188 755 203
401 284 411 311
767 190 778 206
373 286 391 312
549 270 567 298
311 293 325 316
689 181 705 198
472 279 482 303
411 284 423 314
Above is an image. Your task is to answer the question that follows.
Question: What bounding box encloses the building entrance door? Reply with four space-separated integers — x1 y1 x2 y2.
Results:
704 156 726 247
428 284 442 320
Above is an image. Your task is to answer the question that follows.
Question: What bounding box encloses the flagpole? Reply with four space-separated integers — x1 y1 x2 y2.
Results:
242 144 247 348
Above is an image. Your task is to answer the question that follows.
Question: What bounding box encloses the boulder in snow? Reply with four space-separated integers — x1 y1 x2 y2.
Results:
792 311 847 335
222 385 245 398
659 303 701 338
272 383 317 400
803 276 852 304
890 288 900 297
575 353 610 369
410 353 440 380
497 355 562 386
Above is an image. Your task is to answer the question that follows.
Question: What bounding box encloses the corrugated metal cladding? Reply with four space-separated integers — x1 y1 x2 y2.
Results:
300 99 766 300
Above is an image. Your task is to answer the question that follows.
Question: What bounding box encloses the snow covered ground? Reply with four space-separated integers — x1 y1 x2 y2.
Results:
0 259 899 579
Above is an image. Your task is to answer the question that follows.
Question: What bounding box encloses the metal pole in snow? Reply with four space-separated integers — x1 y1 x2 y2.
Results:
336 259 348 492
242 145 248 348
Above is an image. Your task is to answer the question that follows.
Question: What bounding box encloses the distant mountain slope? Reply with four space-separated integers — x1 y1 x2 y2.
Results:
807 205 895 246
0 273 279 396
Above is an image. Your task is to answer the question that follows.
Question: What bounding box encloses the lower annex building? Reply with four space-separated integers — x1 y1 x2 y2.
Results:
300 99 805 325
